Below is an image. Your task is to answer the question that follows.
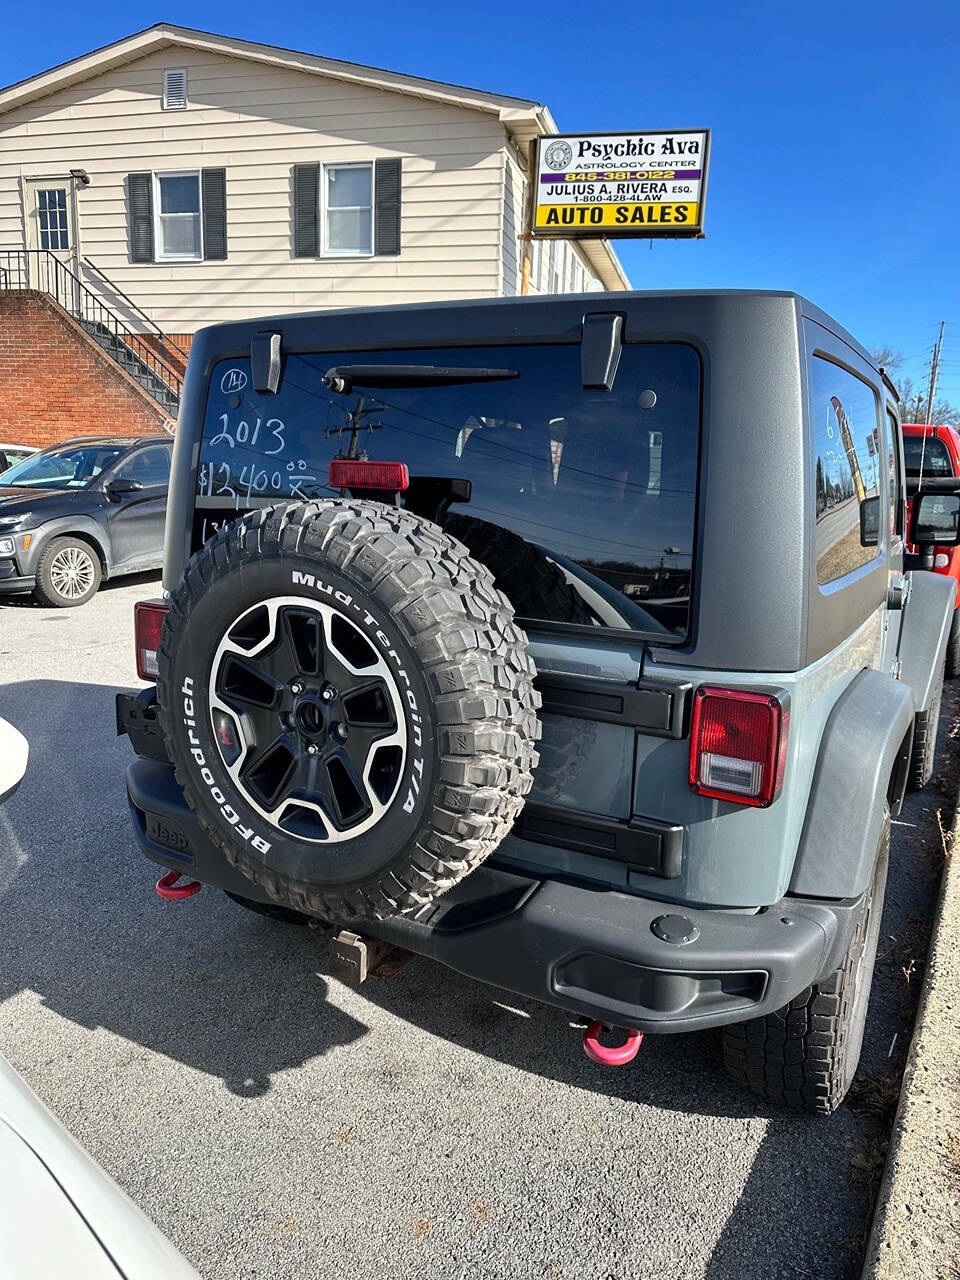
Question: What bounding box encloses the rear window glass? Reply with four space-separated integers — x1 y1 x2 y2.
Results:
903 435 954 477
196 343 702 639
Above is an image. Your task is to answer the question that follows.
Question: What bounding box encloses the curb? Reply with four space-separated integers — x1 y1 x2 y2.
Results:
861 810 960 1279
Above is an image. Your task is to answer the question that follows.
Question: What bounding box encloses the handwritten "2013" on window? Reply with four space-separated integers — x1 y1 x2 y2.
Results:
210 414 286 456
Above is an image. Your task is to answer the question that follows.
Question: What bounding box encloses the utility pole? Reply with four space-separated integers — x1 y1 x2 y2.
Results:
924 322 946 424
325 395 383 459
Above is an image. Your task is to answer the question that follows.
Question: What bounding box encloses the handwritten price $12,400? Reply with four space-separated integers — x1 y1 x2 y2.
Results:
199 458 319 505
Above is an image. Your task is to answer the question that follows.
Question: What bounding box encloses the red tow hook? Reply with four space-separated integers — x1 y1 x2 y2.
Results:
155 871 202 901
582 1020 644 1067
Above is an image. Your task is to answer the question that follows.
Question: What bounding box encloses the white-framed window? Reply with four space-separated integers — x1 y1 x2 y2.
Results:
37 187 70 251
322 163 374 257
153 171 202 261
162 68 187 110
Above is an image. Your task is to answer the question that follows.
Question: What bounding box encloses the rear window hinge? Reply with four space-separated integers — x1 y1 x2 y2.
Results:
251 331 282 394
581 312 623 391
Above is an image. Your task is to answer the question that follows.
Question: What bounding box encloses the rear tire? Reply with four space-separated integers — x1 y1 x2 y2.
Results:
945 609 960 680
158 501 540 922
722 809 889 1115
33 537 101 608
908 668 943 791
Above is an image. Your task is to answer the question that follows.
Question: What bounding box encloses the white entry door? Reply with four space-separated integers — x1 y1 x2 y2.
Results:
24 178 77 291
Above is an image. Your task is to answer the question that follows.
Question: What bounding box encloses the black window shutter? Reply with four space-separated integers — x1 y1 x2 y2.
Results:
293 163 319 258
374 158 402 256
128 173 154 263
202 168 227 261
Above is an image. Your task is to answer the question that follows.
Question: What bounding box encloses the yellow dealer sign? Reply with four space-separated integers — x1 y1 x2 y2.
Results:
532 129 710 239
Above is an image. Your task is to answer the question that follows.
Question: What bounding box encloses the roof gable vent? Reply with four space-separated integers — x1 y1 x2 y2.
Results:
162 68 187 110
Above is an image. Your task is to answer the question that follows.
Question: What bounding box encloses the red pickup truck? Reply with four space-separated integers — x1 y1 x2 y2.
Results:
903 422 960 675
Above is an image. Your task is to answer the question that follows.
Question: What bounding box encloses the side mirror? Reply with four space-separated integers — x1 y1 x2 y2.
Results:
859 495 880 547
910 491 960 546
103 477 143 500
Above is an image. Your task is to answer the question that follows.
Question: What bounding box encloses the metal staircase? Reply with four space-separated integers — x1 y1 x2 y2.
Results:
0 249 182 414
75 316 181 413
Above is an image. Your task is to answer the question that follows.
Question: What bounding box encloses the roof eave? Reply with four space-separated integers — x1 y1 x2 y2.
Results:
0 28 164 114
0 23 541 118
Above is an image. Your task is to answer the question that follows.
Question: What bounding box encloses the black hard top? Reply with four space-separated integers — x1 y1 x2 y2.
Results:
190 289 876 373
172 289 885 674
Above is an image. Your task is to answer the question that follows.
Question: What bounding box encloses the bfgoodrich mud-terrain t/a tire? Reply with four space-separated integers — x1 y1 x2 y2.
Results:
946 609 960 680
721 809 890 1115
157 501 540 922
908 668 943 791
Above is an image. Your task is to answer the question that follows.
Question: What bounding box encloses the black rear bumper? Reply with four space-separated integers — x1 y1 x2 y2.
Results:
123 747 864 1036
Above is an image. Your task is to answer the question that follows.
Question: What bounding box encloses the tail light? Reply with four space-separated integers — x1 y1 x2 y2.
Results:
689 686 789 808
329 459 409 492
134 599 169 681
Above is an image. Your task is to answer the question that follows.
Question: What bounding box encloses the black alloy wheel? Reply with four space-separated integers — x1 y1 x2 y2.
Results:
210 597 406 843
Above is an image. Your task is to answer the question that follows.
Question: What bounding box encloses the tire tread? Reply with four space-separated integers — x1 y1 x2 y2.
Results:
721 810 890 1115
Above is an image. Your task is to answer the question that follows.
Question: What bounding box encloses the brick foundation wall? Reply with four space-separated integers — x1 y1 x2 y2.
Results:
0 292 171 449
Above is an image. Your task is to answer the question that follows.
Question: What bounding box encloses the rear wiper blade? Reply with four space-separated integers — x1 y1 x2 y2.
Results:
323 364 519 393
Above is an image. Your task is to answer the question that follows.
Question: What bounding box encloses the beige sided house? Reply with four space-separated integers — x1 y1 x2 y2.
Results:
0 24 628 444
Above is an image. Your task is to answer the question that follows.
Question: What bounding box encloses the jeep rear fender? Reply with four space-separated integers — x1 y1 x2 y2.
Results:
898 570 956 712
789 668 914 899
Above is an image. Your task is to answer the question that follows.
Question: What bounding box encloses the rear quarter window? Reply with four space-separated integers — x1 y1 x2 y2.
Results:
195 343 702 640
810 355 883 585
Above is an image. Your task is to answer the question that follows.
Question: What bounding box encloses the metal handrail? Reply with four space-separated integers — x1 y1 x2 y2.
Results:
0 248 182 403
82 256 188 360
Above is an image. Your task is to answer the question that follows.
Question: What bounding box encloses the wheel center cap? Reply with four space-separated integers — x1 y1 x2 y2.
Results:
294 694 329 738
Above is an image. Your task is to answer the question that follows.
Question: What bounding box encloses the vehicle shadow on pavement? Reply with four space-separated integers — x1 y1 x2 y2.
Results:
0 679 367 1097
2 674 785 1124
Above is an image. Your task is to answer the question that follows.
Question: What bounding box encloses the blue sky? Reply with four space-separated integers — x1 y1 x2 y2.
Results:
3 0 959 408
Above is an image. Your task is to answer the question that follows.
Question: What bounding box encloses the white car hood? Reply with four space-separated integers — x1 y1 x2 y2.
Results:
0 716 28 802
0 1058 199 1279
0 1118 123 1277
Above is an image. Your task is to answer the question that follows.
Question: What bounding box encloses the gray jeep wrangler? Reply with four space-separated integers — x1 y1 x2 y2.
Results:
118 290 959 1114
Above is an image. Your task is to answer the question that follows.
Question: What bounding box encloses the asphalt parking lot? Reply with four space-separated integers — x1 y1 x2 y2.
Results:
0 576 954 1280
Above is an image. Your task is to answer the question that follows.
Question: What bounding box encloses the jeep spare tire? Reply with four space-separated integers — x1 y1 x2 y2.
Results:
157 501 541 921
